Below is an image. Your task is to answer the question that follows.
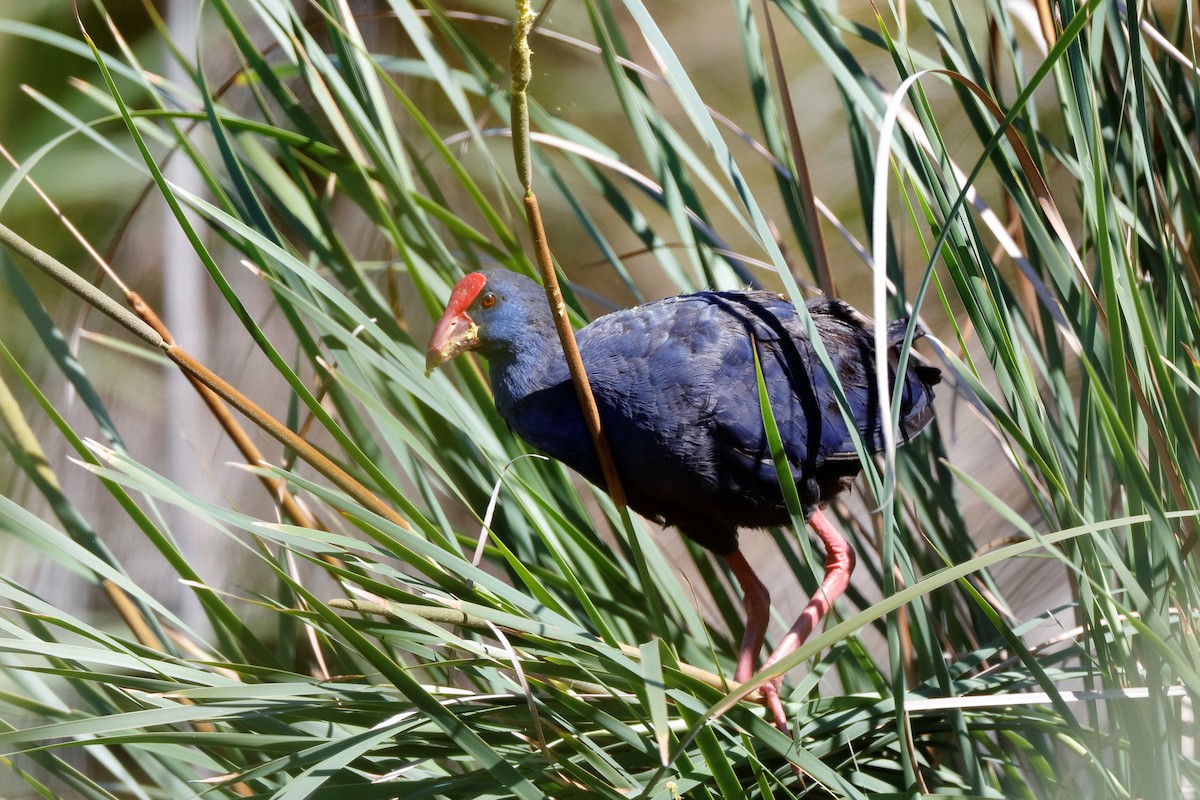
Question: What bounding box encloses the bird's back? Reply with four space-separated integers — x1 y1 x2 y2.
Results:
503 288 940 552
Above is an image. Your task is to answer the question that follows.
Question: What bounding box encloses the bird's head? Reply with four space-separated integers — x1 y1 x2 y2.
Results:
425 270 543 374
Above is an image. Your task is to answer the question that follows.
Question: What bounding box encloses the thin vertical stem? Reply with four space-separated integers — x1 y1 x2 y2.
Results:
509 0 627 508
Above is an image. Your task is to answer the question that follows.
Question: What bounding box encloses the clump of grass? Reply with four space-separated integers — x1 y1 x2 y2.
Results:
0 1 1196 798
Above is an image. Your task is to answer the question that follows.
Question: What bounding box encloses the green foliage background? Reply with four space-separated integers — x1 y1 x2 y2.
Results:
0 1 1197 798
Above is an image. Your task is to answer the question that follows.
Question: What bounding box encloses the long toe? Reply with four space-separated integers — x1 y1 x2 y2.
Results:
761 680 789 735
761 682 805 781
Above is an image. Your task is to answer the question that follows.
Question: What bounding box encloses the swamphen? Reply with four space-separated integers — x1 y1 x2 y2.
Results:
426 268 940 735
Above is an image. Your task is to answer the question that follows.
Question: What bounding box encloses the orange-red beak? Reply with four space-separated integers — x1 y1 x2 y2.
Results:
425 273 487 374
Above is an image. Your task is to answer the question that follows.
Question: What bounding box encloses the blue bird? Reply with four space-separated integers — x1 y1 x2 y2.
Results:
427 268 940 734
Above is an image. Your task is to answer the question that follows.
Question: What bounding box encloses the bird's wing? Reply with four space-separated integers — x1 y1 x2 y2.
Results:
693 293 937 476
574 291 937 502
694 293 854 478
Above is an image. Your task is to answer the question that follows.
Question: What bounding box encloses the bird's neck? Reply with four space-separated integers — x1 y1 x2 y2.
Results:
487 324 600 485
487 322 569 418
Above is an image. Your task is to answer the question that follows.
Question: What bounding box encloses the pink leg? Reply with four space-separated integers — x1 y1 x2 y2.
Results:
723 549 771 684
760 508 857 732
718 511 855 780
722 548 791 734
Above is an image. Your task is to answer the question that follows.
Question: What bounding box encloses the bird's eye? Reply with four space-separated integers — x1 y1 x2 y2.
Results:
481 292 496 309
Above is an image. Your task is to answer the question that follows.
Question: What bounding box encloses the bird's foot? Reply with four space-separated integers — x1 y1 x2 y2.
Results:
760 678 805 781
760 677 788 735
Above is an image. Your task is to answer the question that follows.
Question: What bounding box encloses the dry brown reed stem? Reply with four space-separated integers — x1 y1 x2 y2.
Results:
509 0 627 508
101 582 165 649
162 347 412 533
522 195 628 507
127 293 328 533
0 221 413 538
0 139 330 538
1 137 344 576
1035 0 1057 46
759 0 834 297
